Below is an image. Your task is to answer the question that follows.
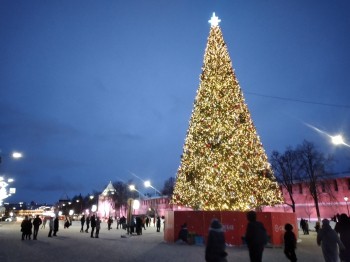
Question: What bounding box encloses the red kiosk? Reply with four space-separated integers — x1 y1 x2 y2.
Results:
164 211 297 246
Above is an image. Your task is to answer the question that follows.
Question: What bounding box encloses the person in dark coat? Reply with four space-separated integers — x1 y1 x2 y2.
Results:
136 216 143 235
284 223 297 262
107 216 113 230
315 221 321 233
80 215 85 232
205 219 227 262
95 216 101 238
90 215 96 238
245 211 268 262
85 215 90 233
156 216 161 232
53 216 59 236
32 215 42 240
334 213 350 262
20 215 31 240
317 219 345 262
27 218 33 239
64 216 70 228
178 223 189 243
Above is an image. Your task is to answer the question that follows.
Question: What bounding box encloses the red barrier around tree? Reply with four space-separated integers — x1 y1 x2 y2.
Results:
164 211 297 246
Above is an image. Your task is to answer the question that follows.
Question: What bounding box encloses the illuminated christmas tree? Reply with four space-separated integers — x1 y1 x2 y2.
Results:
172 13 283 211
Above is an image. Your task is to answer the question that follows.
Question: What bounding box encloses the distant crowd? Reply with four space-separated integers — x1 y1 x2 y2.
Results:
20 213 164 241
19 211 350 262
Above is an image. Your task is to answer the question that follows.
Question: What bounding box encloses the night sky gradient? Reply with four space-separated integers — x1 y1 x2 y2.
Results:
1 0 349 204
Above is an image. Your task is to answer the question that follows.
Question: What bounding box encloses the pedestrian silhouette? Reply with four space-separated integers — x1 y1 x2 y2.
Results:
205 219 227 262
32 215 42 240
284 223 297 262
317 218 345 262
245 211 268 262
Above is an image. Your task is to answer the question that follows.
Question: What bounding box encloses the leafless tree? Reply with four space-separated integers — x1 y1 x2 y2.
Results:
270 147 301 212
112 181 130 215
161 177 175 196
296 140 333 222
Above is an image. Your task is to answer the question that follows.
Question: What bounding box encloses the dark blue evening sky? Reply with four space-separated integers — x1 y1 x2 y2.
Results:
1 0 350 204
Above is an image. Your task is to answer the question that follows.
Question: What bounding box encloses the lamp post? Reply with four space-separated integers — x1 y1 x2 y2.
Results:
0 151 22 205
0 151 23 164
144 180 162 196
344 197 349 216
129 184 141 199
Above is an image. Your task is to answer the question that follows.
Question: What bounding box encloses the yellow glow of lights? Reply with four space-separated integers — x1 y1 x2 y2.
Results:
172 13 283 211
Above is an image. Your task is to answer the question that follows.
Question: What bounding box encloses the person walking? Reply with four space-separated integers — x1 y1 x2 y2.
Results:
205 219 227 262
80 215 85 232
53 216 59 236
245 210 268 262
95 216 101 238
85 215 90 233
20 215 31 240
300 218 305 234
90 215 96 238
284 223 297 262
27 218 33 240
32 215 42 240
107 216 113 230
334 214 350 262
317 218 345 262
48 217 54 237
41 217 47 229
156 216 161 232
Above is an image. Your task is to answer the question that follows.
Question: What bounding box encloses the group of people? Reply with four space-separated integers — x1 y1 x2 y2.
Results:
299 218 310 234
21 214 60 239
79 214 102 238
203 211 271 262
203 212 350 262
20 215 43 240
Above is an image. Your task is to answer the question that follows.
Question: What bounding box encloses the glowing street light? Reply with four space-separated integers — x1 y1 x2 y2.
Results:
344 196 349 216
12 152 23 159
144 180 162 196
330 134 350 147
332 135 345 145
0 150 22 205
129 184 141 198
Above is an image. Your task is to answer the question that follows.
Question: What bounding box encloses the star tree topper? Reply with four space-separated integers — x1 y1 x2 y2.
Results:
208 12 221 27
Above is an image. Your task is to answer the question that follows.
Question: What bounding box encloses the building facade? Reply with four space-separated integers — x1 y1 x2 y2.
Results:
95 174 350 221
264 174 350 220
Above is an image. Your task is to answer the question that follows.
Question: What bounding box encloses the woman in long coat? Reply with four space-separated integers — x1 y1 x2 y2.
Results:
21 215 31 240
205 219 227 262
317 219 345 262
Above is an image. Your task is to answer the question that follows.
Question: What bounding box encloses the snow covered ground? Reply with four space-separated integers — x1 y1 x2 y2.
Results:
0 220 325 262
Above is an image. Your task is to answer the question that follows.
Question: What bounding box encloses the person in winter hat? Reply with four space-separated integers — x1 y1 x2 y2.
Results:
205 219 227 262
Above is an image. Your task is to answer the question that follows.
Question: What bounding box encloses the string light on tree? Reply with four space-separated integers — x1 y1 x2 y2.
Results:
172 13 283 211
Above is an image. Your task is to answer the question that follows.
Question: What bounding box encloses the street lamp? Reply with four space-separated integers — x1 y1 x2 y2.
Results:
0 151 23 163
344 197 349 216
129 184 142 198
144 180 162 196
76 199 82 214
11 152 23 159
0 150 22 205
